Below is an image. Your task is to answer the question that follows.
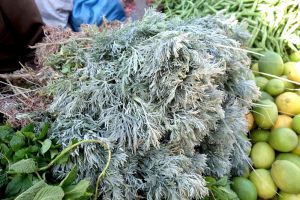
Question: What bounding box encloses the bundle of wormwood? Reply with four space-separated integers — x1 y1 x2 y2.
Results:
32 10 259 199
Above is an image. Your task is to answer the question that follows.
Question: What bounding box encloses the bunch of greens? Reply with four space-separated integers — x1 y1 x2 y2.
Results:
34 10 258 199
0 124 110 200
203 177 239 200
154 0 300 61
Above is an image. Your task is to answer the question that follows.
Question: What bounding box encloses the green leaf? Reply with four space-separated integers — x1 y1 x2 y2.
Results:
216 176 228 186
0 168 8 188
50 149 58 159
9 134 26 152
28 145 39 153
51 142 62 149
20 123 34 132
0 143 13 164
0 125 14 143
56 153 69 165
21 124 35 133
9 158 37 174
15 180 48 200
13 148 30 162
41 139 52 154
59 165 77 188
33 186 64 200
5 174 33 197
22 132 35 139
36 123 49 140
63 179 90 199
36 157 49 168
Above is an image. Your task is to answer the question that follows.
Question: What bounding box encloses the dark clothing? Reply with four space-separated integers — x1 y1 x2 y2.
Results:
0 0 44 73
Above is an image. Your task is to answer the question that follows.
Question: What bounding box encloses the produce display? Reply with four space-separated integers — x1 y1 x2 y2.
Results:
1 10 258 199
231 51 300 200
1 1 300 200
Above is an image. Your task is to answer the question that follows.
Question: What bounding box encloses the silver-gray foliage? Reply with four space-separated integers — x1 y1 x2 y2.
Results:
41 10 259 199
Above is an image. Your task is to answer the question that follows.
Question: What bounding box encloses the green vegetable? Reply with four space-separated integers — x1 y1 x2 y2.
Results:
33 186 64 200
9 159 37 174
204 177 239 200
0 125 14 143
155 0 300 61
41 139 52 154
9 134 26 152
15 180 48 200
0 123 111 200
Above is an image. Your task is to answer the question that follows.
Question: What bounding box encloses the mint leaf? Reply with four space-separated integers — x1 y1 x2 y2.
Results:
28 145 39 153
5 174 33 197
63 179 90 199
1 143 13 159
15 180 48 200
9 134 26 152
21 124 35 133
13 148 30 162
41 139 52 154
36 123 49 140
33 186 64 200
59 165 77 188
22 132 35 139
50 149 58 159
0 168 8 188
9 158 37 174
0 125 14 143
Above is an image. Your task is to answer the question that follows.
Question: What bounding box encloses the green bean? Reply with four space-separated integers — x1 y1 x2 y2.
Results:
248 23 262 47
251 0 259 12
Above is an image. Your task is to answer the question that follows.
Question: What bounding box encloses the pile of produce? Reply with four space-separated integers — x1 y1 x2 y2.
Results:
0 10 260 199
230 51 300 200
6 1 300 198
0 123 110 199
154 0 300 61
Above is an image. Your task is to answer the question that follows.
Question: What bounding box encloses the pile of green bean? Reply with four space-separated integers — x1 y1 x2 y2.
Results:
155 0 300 61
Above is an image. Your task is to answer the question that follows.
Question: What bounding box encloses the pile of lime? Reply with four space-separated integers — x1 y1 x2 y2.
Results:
231 51 300 200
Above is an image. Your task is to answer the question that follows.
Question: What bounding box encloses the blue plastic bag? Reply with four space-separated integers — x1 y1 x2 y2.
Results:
70 0 126 31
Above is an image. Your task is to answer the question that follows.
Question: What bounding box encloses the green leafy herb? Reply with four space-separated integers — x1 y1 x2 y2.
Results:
0 126 14 143
59 165 78 188
63 180 91 200
5 174 33 197
41 139 52 154
9 134 26 152
204 177 239 200
33 186 64 200
9 159 37 174
15 180 47 200
36 123 49 140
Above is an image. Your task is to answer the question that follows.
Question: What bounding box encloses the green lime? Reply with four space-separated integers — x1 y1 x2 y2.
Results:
271 160 300 194
276 153 300 168
264 79 285 96
252 99 278 129
255 76 269 90
251 142 275 169
231 177 257 200
259 91 274 102
269 128 298 152
249 169 277 199
259 51 284 76
292 114 300 134
250 129 270 143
